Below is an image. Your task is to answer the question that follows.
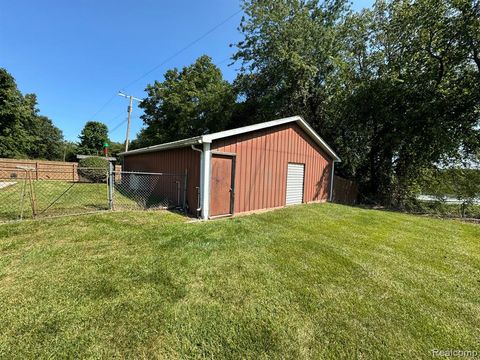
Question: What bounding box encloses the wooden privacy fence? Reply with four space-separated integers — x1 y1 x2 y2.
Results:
332 175 358 205
0 158 121 181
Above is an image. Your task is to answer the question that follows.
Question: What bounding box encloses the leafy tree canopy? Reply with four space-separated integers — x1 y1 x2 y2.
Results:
107 141 125 158
136 55 235 147
63 141 79 162
233 0 480 206
233 0 349 125
0 68 64 160
78 121 109 156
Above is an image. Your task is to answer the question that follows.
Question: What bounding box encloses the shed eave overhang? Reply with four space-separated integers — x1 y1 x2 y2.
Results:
118 136 203 156
119 115 340 161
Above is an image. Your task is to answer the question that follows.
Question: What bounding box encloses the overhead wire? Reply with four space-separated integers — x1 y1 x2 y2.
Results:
110 119 128 134
88 93 118 121
214 57 233 67
107 55 236 139
119 9 243 91
91 8 242 138
105 111 126 127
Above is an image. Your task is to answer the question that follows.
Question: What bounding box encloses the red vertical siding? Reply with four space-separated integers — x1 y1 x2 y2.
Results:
123 147 200 215
211 123 333 214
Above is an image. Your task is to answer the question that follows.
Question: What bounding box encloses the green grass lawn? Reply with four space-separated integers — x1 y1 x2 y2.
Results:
0 204 479 359
0 180 139 222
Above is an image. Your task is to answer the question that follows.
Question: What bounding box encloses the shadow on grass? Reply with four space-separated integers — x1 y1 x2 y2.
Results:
114 186 180 210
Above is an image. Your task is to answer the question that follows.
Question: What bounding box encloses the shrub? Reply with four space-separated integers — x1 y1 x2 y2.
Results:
77 156 109 183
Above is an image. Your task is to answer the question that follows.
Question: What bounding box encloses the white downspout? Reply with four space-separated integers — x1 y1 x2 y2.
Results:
201 142 211 219
329 160 336 202
191 145 203 215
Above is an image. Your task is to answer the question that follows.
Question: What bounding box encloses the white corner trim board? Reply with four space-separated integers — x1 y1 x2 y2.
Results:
329 160 336 202
201 142 211 220
191 145 204 214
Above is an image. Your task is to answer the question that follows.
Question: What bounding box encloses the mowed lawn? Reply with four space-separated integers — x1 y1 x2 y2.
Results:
0 204 479 359
0 180 138 222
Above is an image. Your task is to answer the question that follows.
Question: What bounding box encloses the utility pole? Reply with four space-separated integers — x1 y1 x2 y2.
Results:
118 92 142 152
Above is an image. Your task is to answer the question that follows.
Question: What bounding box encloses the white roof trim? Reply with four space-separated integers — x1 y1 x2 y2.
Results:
118 136 203 156
120 115 340 161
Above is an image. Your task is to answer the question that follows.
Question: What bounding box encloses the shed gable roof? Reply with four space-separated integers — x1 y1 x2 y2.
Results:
120 115 340 161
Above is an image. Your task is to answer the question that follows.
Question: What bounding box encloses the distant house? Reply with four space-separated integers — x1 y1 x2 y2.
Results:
119 116 340 219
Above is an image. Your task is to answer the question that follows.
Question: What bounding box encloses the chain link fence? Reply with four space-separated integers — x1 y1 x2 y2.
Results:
112 171 187 211
0 165 187 223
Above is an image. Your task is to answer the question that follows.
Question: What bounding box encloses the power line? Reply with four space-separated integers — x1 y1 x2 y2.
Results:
215 57 233 66
110 119 128 134
88 8 242 131
105 111 126 127
88 93 118 121
106 55 234 139
120 9 243 90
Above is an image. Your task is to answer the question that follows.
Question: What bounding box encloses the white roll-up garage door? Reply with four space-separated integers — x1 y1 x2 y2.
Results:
286 163 305 205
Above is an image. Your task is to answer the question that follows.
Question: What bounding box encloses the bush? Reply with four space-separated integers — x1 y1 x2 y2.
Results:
77 157 109 183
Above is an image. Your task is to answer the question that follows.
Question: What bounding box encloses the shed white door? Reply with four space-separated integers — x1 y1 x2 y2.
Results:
286 163 305 205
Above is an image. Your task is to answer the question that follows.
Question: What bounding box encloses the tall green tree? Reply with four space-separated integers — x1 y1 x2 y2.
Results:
329 0 480 205
63 141 79 162
233 0 349 127
78 121 109 155
107 141 125 158
29 115 64 160
0 68 65 160
233 0 480 207
0 69 34 158
137 55 235 146
23 94 65 160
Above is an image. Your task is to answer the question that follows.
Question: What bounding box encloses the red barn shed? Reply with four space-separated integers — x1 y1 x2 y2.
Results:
120 116 340 219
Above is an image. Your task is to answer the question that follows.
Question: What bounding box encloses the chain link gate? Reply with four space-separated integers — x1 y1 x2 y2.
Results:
0 164 187 223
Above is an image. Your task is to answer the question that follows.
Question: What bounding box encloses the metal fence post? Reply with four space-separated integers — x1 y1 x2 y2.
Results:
108 162 114 210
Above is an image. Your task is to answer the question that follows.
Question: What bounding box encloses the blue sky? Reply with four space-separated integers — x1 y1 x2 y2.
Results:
0 0 373 143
